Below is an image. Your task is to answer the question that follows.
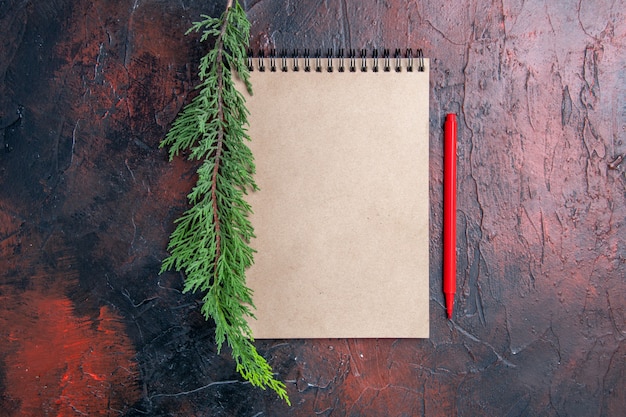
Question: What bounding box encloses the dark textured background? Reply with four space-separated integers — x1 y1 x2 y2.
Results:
1 0 625 416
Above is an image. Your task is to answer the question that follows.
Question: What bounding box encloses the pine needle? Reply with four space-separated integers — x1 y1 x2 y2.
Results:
159 1 290 404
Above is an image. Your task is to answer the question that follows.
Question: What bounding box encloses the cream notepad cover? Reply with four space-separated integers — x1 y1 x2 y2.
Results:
237 57 429 339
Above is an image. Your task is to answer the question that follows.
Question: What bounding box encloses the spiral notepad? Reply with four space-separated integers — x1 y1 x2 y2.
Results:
237 49 429 339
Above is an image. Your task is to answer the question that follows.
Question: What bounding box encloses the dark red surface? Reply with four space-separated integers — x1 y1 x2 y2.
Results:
1 0 625 416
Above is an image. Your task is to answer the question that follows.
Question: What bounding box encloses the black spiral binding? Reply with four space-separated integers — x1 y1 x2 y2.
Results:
247 48 425 73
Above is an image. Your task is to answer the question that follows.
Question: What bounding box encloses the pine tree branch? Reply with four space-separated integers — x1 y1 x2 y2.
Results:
159 1 290 405
211 9 228 282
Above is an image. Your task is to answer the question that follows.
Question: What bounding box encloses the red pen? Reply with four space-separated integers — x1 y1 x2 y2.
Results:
444 114 457 319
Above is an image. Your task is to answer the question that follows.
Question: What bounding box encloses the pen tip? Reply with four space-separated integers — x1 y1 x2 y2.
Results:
446 296 454 319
